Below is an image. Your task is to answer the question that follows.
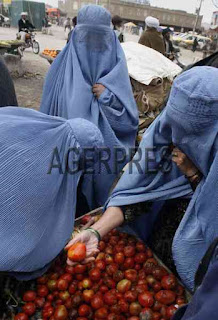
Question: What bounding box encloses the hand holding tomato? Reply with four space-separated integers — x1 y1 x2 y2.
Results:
65 230 99 265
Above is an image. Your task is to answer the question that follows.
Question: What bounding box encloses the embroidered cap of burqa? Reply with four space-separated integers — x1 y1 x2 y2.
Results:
0 107 103 279
40 5 138 209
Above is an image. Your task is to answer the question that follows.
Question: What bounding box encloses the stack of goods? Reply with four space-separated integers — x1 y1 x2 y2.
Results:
42 49 59 59
14 226 187 320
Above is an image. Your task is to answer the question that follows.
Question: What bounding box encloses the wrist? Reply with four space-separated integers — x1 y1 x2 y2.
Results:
85 227 101 242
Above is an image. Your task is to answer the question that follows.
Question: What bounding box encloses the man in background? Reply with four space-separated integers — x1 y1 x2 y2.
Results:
67 16 77 43
162 27 174 59
18 12 35 41
139 16 165 55
112 15 124 43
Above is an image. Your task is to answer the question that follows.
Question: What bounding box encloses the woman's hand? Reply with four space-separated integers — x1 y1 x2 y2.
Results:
92 84 105 99
172 147 198 177
65 230 99 266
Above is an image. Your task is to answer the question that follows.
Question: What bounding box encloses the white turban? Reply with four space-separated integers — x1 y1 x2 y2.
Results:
145 16 160 29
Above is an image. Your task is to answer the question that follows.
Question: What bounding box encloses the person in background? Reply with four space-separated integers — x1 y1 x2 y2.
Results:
139 16 165 54
64 17 71 31
67 16 77 43
162 27 174 60
40 5 138 211
0 57 17 107
18 12 35 41
192 37 198 52
112 15 124 43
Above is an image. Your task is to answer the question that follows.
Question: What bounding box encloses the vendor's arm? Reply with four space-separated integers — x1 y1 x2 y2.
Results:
65 206 124 265
172 147 202 190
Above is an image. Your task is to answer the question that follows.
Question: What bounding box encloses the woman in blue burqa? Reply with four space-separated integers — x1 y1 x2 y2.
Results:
0 107 103 280
67 66 218 298
40 5 138 211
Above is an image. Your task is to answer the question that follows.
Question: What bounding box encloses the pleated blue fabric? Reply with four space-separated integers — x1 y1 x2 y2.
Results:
40 5 138 208
106 67 218 290
0 107 103 279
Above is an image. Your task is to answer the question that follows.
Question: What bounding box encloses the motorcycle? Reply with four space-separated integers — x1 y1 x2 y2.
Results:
17 29 40 56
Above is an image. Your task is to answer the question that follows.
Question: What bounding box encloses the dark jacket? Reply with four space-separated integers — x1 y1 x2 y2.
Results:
173 238 218 320
0 58 18 107
18 19 34 32
139 28 165 55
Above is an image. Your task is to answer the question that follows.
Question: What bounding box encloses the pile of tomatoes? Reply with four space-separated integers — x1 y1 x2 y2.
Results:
15 229 187 320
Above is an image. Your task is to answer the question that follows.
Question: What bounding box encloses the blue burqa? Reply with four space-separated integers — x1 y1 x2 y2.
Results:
106 66 218 290
0 107 103 280
40 5 138 209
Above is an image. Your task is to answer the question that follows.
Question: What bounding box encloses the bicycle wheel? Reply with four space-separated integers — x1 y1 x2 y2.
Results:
32 41 40 54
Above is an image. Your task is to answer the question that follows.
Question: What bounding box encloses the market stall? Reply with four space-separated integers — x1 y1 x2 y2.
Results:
0 40 25 58
1 207 191 320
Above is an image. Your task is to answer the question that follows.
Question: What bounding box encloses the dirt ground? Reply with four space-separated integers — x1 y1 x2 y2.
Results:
0 25 203 110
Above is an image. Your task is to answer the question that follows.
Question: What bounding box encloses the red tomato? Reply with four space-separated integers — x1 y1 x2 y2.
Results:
60 273 73 283
47 279 57 291
124 269 138 282
128 317 139 320
72 293 83 307
116 292 123 300
124 246 136 258
35 297 45 308
123 258 135 269
138 292 154 308
114 252 125 265
110 304 121 314
118 299 129 313
104 291 117 306
50 272 59 280
139 308 153 320
166 305 178 319
76 274 84 281
105 246 114 255
91 295 104 309
107 313 119 320
65 265 75 274
57 279 68 291
155 291 176 305
81 214 92 225
161 275 177 290
106 264 118 276
82 278 93 289
113 270 124 282
129 302 142 316
153 282 162 292
14 313 28 320
134 253 147 264
136 242 146 252
64 297 73 309
44 301 52 308
95 307 109 319
55 299 63 306
160 305 167 318
37 275 48 284
117 279 131 293
152 267 168 281
37 285 49 298
98 240 106 251
59 291 70 302
89 268 101 281
124 291 138 303
109 236 119 246
99 285 109 293
22 302 36 316
78 304 92 317
76 318 88 320
74 264 87 274
153 312 161 320
176 297 186 306
83 289 95 303
69 282 77 294
175 285 184 296
114 245 125 253
143 258 158 274
105 254 114 265
135 264 141 271
153 301 163 311
67 242 86 262
138 270 147 280
146 248 153 258
146 275 157 287
104 277 116 289
95 260 106 270
47 294 54 301
53 305 68 320
96 252 106 261
137 279 147 285
135 284 149 294
23 291 36 302
42 306 54 318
